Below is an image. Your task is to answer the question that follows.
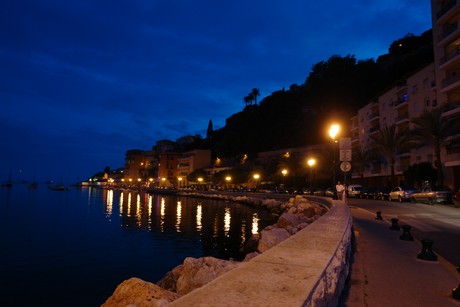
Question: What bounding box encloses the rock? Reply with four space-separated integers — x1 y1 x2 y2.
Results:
174 257 241 295
257 227 291 253
243 251 260 262
156 264 184 292
277 212 309 229
102 277 180 307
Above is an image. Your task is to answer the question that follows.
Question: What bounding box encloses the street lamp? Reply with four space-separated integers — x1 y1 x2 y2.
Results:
225 176 231 190
253 174 260 191
307 158 316 192
281 169 288 188
329 124 340 198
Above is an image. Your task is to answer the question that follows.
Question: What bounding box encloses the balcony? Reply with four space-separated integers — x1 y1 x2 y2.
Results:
438 22 458 43
368 112 379 121
442 100 460 117
395 112 409 123
441 73 460 91
440 48 460 67
436 0 459 20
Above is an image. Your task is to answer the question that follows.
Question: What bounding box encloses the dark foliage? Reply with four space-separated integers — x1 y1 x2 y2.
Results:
200 31 434 158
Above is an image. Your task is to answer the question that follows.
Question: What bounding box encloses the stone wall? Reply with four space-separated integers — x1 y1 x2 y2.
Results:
168 196 352 306
103 196 353 306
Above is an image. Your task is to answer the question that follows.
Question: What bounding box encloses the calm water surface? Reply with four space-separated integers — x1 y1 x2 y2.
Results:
0 184 276 306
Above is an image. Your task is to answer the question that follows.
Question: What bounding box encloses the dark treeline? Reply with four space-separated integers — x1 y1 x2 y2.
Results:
199 30 434 158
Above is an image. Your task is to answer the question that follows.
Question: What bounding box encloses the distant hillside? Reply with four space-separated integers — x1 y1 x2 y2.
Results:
207 30 433 158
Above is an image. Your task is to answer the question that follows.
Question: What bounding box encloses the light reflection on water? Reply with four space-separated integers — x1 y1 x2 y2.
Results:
0 185 276 307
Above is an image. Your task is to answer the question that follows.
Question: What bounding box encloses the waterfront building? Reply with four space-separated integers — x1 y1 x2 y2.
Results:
349 0 460 189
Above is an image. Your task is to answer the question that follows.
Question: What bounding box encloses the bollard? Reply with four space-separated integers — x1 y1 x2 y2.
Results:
417 239 438 261
389 218 400 230
399 225 414 241
453 266 460 300
375 211 383 220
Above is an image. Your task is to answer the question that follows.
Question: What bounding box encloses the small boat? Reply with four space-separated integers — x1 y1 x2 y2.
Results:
28 182 39 189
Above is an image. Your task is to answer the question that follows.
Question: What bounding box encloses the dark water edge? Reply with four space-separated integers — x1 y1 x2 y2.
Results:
0 185 276 307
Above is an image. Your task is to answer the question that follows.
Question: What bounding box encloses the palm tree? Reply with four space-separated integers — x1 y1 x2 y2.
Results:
352 145 374 181
369 124 410 187
408 107 460 185
243 95 251 106
251 88 260 105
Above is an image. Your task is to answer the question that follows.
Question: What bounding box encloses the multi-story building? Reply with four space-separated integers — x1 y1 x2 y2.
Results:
350 0 460 189
351 63 438 187
431 0 460 188
177 149 212 187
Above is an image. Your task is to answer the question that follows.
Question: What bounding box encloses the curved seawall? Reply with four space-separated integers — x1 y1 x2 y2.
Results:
169 196 353 306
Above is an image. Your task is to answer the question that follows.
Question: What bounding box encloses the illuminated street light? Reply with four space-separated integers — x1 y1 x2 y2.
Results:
281 169 288 187
329 123 340 199
253 174 260 191
307 158 316 192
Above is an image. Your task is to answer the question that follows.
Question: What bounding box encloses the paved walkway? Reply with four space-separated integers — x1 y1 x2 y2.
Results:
339 206 460 307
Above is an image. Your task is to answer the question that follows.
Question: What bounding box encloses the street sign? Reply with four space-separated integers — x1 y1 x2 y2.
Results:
339 138 351 150
340 161 351 172
340 149 352 162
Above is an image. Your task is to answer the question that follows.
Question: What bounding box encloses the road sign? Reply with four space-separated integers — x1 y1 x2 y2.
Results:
339 138 351 150
340 161 351 172
340 149 352 162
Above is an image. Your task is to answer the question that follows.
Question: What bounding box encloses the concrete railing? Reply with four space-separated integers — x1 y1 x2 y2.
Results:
169 197 353 306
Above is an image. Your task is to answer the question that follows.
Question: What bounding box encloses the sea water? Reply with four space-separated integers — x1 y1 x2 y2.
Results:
0 184 276 306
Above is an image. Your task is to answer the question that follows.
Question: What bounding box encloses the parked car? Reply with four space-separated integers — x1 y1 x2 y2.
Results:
347 184 363 198
410 185 454 205
373 187 391 200
313 188 325 196
360 187 376 199
325 188 334 198
389 186 417 202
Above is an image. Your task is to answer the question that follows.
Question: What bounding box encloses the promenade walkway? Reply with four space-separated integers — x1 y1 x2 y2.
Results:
339 206 460 307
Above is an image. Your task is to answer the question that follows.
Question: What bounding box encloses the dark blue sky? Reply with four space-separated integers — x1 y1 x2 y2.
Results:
0 1 431 183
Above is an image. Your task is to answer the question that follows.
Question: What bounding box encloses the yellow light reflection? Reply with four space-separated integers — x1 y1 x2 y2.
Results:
136 194 141 226
176 200 182 232
252 213 259 234
120 192 124 216
224 207 231 236
106 189 113 219
241 222 246 245
196 204 202 231
160 197 165 232
148 195 153 230
127 193 132 217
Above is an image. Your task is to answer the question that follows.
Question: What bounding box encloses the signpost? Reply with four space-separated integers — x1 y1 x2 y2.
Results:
339 138 352 203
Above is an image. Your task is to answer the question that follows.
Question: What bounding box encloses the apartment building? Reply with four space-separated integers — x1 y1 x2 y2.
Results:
351 0 460 188
431 0 460 188
177 149 212 187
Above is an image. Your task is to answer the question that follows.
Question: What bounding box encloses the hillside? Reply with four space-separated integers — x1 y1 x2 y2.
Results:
205 30 434 158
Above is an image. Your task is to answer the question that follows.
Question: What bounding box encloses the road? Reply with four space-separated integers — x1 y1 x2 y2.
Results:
183 190 460 267
346 197 460 268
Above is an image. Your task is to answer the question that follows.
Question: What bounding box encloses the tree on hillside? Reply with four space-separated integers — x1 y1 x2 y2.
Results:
206 120 213 139
407 107 460 185
251 88 260 105
243 94 252 106
370 124 411 187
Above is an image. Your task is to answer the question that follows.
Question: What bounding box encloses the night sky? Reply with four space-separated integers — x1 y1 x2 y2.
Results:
1 1 431 184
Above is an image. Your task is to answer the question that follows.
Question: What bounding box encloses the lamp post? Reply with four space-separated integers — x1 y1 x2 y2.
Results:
225 176 231 190
281 169 288 188
329 124 340 199
253 174 260 191
307 158 316 192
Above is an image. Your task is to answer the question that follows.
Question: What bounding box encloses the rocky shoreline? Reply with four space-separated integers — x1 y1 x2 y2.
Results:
102 195 327 306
